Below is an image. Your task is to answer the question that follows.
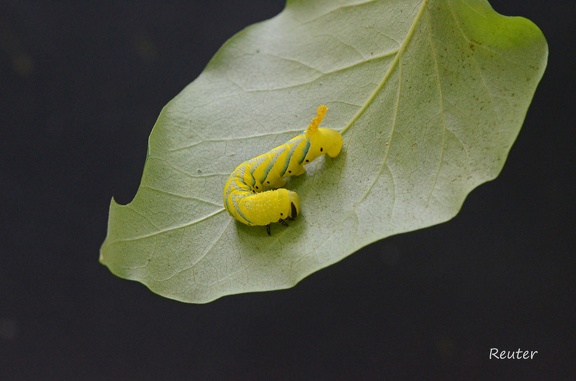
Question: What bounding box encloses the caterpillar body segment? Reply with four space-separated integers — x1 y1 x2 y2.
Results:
223 105 343 235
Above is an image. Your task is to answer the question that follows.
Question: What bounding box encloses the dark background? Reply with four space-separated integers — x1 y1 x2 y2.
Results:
1 1 574 380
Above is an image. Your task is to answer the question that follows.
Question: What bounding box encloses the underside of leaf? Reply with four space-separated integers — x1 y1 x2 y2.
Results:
100 0 547 303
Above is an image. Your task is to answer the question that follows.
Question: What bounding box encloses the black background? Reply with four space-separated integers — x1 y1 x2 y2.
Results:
1 1 574 380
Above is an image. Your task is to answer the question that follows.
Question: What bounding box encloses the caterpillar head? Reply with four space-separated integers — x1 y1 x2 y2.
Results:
284 189 300 220
268 188 300 224
305 105 343 160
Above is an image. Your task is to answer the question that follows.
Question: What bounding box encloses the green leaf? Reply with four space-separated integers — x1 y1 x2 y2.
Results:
100 0 547 303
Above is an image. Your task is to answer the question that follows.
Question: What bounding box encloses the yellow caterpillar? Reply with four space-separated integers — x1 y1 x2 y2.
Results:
223 105 343 235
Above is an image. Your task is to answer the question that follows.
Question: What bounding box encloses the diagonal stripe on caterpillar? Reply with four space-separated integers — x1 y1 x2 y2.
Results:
223 105 343 235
